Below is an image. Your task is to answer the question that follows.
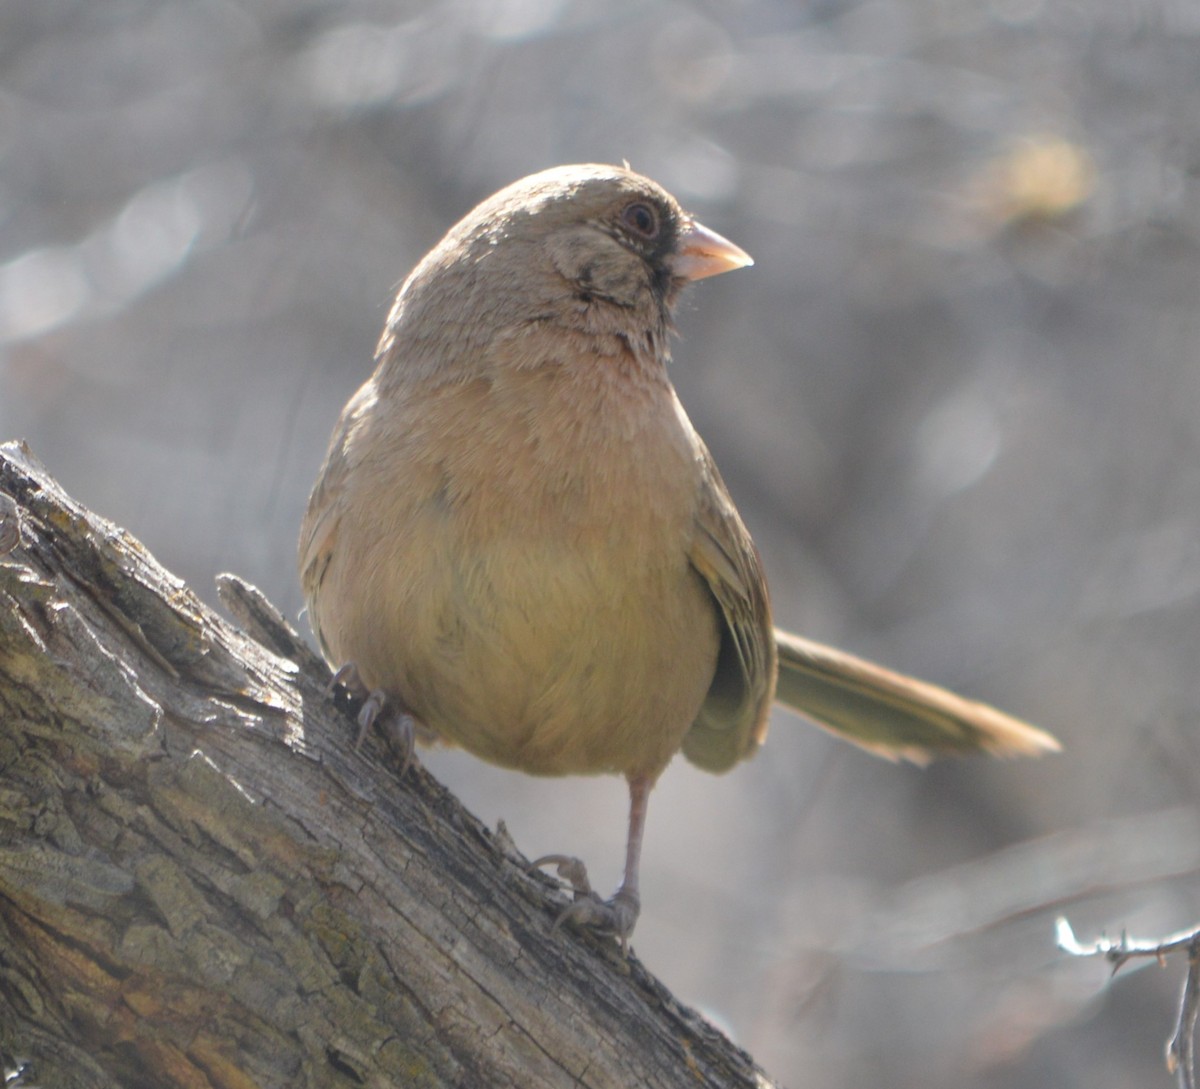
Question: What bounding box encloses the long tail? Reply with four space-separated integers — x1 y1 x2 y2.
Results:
773 628 1061 765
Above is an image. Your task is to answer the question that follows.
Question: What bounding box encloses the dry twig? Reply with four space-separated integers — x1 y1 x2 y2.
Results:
1058 916 1200 1088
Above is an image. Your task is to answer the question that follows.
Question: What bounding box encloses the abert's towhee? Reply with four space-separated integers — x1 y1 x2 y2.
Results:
300 164 1058 939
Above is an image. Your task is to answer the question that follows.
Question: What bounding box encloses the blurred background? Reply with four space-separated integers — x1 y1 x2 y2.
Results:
4 1 1200 1085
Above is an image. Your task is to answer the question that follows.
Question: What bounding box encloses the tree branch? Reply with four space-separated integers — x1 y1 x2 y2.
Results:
1058 916 1200 1088
0 439 778 1089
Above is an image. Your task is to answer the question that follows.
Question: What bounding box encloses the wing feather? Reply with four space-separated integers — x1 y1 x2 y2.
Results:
682 446 777 772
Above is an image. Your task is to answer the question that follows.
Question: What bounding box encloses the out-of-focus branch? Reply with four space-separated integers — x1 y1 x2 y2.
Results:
1058 917 1200 1088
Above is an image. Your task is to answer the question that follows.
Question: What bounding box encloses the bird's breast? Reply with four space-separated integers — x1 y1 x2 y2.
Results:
327 347 720 777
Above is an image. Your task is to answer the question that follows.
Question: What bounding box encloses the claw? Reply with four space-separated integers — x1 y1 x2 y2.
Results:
326 663 419 774
530 854 594 898
376 709 417 774
530 854 640 948
326 662 369 700
352 689 382 748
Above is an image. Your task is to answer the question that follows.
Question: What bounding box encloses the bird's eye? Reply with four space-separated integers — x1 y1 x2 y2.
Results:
620 202 660 239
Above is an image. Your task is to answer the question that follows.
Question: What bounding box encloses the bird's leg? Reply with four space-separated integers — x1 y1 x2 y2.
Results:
326 662 418 772
532 773 651 946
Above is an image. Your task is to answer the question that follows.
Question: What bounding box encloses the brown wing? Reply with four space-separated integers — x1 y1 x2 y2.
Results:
682 446 778 773
297 390 366 664
297 477 340 663
774 628 1061 763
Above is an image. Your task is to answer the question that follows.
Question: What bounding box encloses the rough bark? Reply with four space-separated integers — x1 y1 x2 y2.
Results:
0 440 778 1089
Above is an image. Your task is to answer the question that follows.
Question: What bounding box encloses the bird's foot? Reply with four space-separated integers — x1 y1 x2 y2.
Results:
555 887 640 945
327 663 418 773
531 854 641 946
326 661 370 701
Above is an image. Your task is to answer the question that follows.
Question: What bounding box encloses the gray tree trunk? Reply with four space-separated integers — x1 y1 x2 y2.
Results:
0 440 778 1089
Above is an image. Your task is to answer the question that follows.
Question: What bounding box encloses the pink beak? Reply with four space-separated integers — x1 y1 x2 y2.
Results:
670 218 754 282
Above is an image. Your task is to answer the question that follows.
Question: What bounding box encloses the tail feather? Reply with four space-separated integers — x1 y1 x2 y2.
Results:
773 628 1060 764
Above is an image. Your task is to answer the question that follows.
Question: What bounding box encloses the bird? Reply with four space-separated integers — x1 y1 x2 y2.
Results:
298 163 1059 941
